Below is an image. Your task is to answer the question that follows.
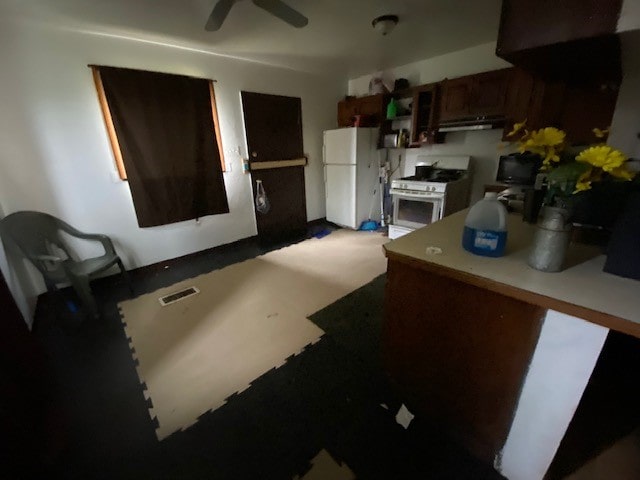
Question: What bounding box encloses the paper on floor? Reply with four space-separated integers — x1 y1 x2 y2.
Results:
395 403 414 429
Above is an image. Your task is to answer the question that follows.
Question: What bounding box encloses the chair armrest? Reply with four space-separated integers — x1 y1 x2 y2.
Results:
58 223 116 256
85 234 116 256
33 254 63 263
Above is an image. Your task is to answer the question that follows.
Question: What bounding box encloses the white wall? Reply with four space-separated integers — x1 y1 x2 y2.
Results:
348 42 510 97
609 30 640 159
618 0 640 33
0 19 343 324
498 310 609 480
396 130 516 204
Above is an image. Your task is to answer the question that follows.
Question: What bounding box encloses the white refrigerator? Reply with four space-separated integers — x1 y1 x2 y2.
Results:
323 127 380 229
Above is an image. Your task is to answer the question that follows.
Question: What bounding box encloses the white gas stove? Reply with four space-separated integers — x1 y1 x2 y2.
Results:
388 156 472 240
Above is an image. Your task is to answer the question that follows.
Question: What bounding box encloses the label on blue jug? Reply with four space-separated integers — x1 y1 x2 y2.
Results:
462 226 507 257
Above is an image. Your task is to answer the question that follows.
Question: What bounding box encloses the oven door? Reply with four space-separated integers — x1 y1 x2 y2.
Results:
392 192 443 229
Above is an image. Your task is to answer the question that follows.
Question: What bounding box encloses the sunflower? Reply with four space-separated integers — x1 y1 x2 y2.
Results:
575 146 627 172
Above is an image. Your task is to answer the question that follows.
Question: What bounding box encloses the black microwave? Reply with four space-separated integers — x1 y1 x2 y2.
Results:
496 153 542 185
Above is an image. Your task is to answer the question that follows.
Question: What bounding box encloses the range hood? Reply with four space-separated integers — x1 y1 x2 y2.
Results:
438 115 506 132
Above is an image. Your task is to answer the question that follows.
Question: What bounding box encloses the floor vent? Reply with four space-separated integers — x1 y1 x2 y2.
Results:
158 287 200 306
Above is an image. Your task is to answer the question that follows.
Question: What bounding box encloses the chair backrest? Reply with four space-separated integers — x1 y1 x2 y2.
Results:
0 211 73 276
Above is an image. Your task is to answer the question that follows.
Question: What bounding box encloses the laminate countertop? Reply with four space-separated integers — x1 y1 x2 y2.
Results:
383 210 640 338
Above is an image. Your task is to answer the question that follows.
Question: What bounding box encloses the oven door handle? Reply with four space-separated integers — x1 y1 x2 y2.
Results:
390 190 444 199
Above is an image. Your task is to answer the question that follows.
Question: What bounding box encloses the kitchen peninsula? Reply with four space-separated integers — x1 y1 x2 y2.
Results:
382 210 640 480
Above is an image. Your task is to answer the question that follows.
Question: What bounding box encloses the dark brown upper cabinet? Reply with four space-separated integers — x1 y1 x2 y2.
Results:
439 77 472 122
502 68 565 140
471 70 512 117
376 87 413 148
376 84 444 148
496 0 623 84
440 68 512 122
501 68 620 145
559 83 620 145
337 94 385 127
410 83 442 145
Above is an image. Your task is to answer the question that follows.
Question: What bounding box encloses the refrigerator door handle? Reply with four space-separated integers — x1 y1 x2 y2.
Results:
323 165 326 198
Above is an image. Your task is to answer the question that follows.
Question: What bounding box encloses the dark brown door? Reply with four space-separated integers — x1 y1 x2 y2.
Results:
241 91 307 243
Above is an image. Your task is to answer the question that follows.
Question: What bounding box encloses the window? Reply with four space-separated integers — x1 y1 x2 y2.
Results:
91 66 229 227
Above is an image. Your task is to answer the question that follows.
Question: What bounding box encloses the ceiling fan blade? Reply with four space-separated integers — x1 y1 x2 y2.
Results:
252 0 309 28
205 0 235 31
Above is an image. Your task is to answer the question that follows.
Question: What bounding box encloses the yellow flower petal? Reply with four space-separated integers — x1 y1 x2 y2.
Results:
573 181 592 193
528 127 566 148
609 165 636 180
544 147 560 164
576 146 627 171
507 119 527 138
592 127 610 139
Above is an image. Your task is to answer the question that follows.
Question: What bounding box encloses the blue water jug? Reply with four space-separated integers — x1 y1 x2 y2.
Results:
462 192 508 257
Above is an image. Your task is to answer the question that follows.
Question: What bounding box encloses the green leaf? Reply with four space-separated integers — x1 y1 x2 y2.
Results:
547 162 590 183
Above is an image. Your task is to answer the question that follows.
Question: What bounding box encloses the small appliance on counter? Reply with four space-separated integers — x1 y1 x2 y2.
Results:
494 153 546 221
496 153 542 186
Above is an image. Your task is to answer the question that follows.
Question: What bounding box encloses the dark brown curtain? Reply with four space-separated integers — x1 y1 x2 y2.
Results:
98 66 229 227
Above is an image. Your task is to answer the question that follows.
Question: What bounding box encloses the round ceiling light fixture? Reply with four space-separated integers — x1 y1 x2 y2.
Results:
372 15 399 36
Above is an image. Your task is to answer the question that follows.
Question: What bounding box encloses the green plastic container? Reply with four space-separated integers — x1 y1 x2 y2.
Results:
386 98 397 119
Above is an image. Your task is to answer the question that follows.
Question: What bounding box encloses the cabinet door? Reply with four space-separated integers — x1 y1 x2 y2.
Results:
526 77 565 131
560 84 618 145
411 85 437 144
337 100 357 127
470 69 511 117
356 94 385 125
503 68 535 139
439 77 472 121
497 0 621 56
496 0 622 82
382 259 545 465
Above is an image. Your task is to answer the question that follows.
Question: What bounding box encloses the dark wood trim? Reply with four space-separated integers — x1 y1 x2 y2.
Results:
91 67 127 180
208 81 226 172
385 250 640 339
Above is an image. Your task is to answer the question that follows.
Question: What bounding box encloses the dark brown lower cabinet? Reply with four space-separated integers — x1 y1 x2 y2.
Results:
382 254 640 477
382 257 545 464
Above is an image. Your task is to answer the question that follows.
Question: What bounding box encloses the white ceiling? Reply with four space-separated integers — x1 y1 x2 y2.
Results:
1 0 503 78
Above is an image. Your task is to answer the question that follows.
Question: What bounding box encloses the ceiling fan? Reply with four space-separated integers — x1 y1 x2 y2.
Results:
205 0 309 31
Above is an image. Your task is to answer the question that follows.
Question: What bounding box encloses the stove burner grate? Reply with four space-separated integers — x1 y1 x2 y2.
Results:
401 169 465 183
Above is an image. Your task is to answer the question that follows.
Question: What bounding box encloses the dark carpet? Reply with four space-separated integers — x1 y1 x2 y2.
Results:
20 229 504 480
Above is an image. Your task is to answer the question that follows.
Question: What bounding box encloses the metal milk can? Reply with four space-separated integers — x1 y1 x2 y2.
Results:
528 206 572 272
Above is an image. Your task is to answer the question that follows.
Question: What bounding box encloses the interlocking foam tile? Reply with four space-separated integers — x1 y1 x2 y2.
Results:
118 230 388 439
